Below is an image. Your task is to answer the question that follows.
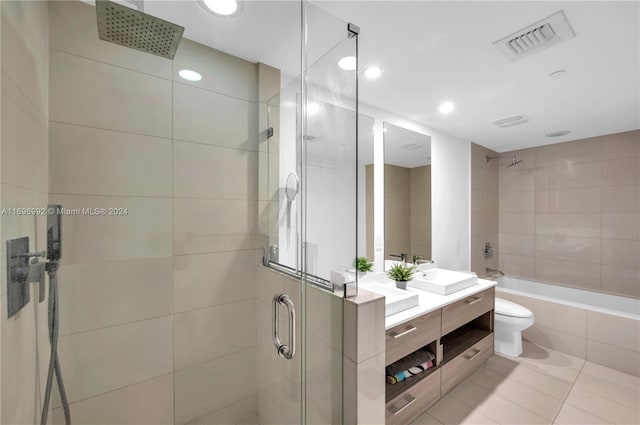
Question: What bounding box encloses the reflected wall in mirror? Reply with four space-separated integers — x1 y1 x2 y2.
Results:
380 122 432 264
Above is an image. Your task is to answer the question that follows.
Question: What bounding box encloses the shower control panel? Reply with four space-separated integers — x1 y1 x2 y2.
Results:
5 205 63 318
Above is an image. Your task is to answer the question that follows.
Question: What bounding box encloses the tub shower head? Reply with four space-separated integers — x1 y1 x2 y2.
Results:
506 155 522 168
96 0 184 59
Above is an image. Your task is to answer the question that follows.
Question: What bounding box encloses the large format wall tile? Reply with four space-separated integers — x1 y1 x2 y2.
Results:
50 122 172 197
601 239 640 268
535 258 601 290
499 191 534 213
57 316 173 404
602 185 639 212
173 198 260 255
52 374 174 425
49 1 172 80
534 161 602 190
535 187 602 213
58 257 173 336
50 51 172 138
173 83 258 150
602 157 640 186
0 184 48 263
1 278 39 425
50 194 173 264
536 213 601 238
535 235 601 263
174 250 257 313
535 137 602 166
173 299 256 370
602 213 640 240
509 293 587 337
500 213 535 235
601 265 640 297
1 74 48 193
1 0 49 115
174 348 256 424
587 310 640 352
173 140 258 200
602 131 640 160
173 39 258 102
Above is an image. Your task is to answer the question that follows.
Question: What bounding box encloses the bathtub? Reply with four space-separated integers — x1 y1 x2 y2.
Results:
495 276 640 376
496 276 640 320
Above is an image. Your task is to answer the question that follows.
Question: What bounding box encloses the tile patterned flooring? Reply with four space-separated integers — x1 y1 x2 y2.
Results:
411 341 640 425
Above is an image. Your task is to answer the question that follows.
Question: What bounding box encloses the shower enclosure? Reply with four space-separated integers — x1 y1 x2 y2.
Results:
257 2 360 424
1 0 359 424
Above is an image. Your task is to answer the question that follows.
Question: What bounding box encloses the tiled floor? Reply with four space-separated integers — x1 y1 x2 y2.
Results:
411 341 640 425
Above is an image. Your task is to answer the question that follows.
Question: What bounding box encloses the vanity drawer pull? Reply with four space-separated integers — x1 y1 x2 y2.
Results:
465 349 481 361
393 326 417 339
466 297 482 305
388 394 416 415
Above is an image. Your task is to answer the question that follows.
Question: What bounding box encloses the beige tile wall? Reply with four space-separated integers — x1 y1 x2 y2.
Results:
498 131 640 298
47 1 261 423
384 164 432 260
384 164 410 258
0 1 51 424
410 165 431 260
470 143 499 277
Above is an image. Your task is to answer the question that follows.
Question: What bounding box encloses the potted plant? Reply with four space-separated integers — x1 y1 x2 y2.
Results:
354 257 374 273
387 263 416 290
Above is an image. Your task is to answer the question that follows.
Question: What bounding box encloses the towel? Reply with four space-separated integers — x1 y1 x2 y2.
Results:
386 359 434 384
386 348 435 375
386 348 435 385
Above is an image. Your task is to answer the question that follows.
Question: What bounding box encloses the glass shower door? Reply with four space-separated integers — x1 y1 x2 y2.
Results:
258 2 359 424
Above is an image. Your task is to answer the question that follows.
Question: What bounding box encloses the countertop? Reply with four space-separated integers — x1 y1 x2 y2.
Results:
359 273 497 330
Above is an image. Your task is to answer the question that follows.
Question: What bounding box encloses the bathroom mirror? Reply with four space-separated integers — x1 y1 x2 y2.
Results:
381 122 432 265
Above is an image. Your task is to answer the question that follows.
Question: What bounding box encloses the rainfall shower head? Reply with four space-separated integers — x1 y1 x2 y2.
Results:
506 155 522 167
96 0 184 59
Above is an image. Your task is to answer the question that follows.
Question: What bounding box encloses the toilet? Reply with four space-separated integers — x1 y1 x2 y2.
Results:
494 298 534 357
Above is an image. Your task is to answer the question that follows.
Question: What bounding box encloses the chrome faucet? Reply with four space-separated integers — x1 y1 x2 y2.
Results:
412 255 435 265
389 253 408 263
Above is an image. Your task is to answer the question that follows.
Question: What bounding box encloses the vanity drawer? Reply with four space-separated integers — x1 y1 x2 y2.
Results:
386 309 441 366
441 287 494 336
440 333 493 395
386 369 440 425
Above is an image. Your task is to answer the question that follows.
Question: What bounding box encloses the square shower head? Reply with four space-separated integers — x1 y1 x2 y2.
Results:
96 0 184 59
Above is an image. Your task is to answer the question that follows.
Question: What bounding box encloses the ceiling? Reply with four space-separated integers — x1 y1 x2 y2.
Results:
139 0 639 153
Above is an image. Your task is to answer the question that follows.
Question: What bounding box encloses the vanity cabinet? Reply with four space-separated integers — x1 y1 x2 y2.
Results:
384 287 495 424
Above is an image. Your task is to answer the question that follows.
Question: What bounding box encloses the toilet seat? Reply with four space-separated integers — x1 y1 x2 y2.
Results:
495 298 533 318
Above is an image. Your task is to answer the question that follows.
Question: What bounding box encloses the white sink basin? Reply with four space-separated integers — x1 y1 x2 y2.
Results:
365 283 419 316
410 268 478 295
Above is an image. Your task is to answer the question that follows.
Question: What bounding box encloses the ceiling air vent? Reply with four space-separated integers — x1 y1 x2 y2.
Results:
494 10 576 61
492 115 529 128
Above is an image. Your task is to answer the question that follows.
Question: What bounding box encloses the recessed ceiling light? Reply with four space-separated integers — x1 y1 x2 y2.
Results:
338 56 357 71
546 130 571 137
439 101 455 114
549 69 567 78
179 69 202 82
364 66 382 79
202 0 238 16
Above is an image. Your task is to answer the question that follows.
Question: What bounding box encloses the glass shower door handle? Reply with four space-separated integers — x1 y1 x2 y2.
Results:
272 294 296 360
